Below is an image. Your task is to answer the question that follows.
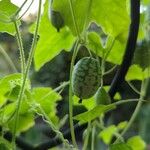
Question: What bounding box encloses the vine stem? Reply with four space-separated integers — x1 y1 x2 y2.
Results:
112 99 146 106
103 65 117 76
104 38 116 61
91 126 95 150
114 76 149 143
14 20 26 74
0 44 17 72
127 81 141 95
14 0 28 17
101 38 116 87
68 41 79 148
18 0 34 20
12 0 42 149
68 0 83 148
83 122 91 150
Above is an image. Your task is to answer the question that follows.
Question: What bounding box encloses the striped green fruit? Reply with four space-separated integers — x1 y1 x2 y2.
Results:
72 57 101 99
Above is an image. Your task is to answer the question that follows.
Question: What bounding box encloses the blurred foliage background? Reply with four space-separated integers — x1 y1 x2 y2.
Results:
0 0 150 149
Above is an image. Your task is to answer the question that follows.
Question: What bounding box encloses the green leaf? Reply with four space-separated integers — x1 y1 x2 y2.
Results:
106 38 126 64
0 98 34 133
117 121 128 130
99 121 128 145
0 0 18 16
99 125 117 144
6 85 20 101
8 113 35 133
94 87 111 105
0 99 30 124
87 32 104 54
127 136 146 150
87 32 126 65
0 73 30 106
0 0 18 34
0 137 12 150
138 104 150 143
114 93 121 100
142 0 150 5
73 95 96 110
110 143 132 150
0 103 15 125
31 1 75 70
1 103 16 124
138 13 145 40
91 0 130 38
0 22 17 34
52 0 129 65
52 0 130 38
133 40 150 70
101 86 121 100
0 143 9 150
73 104 116 124
32 87 62 114
126 65 150 81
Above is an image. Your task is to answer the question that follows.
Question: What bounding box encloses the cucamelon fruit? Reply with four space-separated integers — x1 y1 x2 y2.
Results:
72 57 101 99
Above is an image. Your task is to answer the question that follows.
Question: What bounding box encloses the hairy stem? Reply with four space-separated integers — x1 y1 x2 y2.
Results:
14 0 28 17
12 0 42 149
14 20 26 74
